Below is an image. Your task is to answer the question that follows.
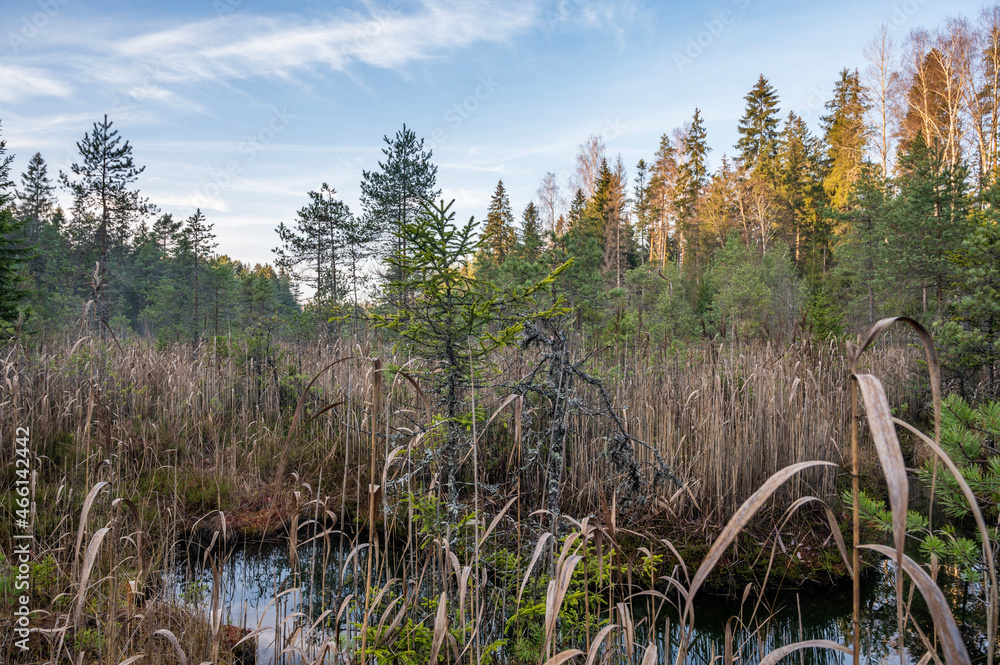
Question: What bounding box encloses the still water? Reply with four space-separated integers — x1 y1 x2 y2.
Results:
174 537 989 665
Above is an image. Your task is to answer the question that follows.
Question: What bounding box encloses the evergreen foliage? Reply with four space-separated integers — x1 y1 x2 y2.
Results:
58 115 156 331
360 124 440 289
519 201 543 261
735 75 781 178
482 179 517 264
372 199 569 509
0 123 31 330
16 152 56 241
821 69 868 209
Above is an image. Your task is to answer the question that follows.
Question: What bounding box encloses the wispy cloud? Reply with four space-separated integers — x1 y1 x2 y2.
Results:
53 1 542 92
0 64 72 101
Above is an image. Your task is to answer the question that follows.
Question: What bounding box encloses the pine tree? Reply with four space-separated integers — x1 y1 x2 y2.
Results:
632 159 652 263
275 197 324 302
360 124 440 292
151 213 183 255
603 155 633 287
275 183 354 307
735 75 781 178
16 152 56 241
180 208 217 336
822 69 868 210
338 204 380 326
206 256 238 337
0 122 31 329
698 156 739 251
482 179 517 264
59 115 154 331
648 134 679 267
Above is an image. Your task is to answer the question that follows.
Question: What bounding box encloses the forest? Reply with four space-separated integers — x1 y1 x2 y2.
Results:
1 6 999 665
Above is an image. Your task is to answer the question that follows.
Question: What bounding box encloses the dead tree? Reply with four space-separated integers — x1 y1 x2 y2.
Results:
513 317 680 529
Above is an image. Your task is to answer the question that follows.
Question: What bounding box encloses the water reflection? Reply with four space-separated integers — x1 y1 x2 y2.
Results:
174 539 986 665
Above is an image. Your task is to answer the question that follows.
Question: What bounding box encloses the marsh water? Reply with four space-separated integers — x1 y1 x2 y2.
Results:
174 537 990 665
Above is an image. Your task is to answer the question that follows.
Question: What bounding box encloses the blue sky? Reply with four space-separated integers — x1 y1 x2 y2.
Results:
0 0 987 267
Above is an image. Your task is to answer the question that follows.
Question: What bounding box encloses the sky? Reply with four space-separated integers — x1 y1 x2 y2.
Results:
0 0 990 268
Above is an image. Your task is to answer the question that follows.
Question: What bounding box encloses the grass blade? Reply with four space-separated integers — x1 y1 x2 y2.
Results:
154 629 188 665
759 640 853 665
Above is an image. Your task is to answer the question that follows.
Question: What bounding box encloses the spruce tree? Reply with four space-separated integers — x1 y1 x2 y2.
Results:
372 198 568 512
735 75 781 178
0 122 31 329
16 152 56 241
580 158 613 240
936 179 1000 396
482 179 516 264
777 112 827 269
566 189 587 234
519 201 543 260
833 166 892 327
887 131 970 315
676 109 710 271
822 69 868 210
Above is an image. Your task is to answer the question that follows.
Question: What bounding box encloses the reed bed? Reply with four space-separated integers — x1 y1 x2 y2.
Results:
4 332 914 519
1 325 985 665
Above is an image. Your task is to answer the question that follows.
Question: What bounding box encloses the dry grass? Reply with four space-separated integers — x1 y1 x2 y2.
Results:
0 325 985 665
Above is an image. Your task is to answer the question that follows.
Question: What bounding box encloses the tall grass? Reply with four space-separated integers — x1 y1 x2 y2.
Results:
0 325 985 664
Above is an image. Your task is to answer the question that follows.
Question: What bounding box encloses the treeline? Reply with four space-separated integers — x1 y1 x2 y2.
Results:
2 9 1000 396
474 12 1000 398
0 117 299 346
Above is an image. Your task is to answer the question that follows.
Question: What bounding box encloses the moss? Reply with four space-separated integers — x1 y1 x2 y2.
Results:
136 468 235 515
